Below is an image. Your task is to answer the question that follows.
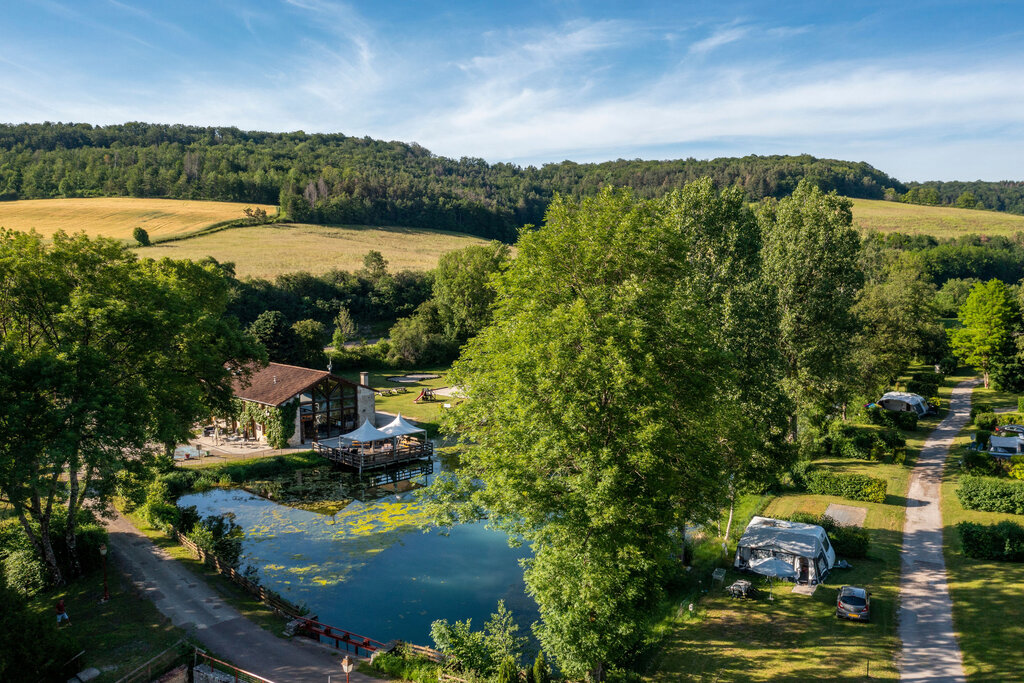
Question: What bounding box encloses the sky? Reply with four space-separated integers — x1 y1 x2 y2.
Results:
2 0 1024 181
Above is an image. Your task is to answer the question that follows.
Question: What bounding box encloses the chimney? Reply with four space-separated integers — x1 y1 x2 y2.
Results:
359 371 370 386
273 375 277 384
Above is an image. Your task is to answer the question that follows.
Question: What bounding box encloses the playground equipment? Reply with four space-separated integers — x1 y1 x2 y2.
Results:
413 388 435 403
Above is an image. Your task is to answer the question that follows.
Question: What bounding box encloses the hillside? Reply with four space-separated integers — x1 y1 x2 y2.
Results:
851 198 1024 238
0 197 275 240
132 223 492 279
0 122 904 241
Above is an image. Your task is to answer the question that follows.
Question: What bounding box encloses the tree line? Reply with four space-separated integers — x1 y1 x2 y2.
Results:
0 122 904 241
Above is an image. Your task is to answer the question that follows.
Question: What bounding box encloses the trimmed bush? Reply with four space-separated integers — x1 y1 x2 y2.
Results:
996 412 1024 427
974 412 998 431
911 371 943 385
785 513 870 558
906 380 939 399
1019 396 1024 414
961 450 1001 476
805 470 887 503
937 356 958 375
971 403 993 419
958 520 1024 561
957 476 1024 514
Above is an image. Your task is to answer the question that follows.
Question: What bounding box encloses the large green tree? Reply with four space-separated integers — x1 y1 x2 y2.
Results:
433 241 512 343
950 279 1014 388
760 181 863 441
0 230 262 583
427 185 787 679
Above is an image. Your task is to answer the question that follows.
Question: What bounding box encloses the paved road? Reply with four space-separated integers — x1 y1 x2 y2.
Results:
898 379 977 682
106 513 374 683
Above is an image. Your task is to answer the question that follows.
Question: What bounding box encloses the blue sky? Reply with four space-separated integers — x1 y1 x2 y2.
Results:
3 0 1024 180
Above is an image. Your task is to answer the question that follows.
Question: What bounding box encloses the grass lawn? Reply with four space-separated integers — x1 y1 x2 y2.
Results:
340 366 455 434
850 198 1024 238
27 568 186 682
0 197 275 240
940 397 1024 680
123 510 289 635
135 223 492 279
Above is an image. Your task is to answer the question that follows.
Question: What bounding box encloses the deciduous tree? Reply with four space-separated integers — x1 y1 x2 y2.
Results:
950 279 1014 388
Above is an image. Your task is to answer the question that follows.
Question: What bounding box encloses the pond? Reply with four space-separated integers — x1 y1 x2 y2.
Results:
178 467 534 645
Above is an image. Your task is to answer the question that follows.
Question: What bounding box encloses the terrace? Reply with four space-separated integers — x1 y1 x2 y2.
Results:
312 414 433 473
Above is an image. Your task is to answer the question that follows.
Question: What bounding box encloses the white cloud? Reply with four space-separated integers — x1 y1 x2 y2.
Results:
689 25 749 55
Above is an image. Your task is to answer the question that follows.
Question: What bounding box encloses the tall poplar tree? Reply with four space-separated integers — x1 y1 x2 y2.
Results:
760 181 863 442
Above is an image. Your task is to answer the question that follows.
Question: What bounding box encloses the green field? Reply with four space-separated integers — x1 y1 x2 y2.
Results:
134 223 493 279
0 197 276 240
851 198 1024 238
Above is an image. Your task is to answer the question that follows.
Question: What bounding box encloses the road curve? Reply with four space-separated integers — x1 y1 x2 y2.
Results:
898 379 977 682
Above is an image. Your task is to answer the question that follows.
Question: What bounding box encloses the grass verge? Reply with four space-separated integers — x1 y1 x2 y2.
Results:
27 568 186 682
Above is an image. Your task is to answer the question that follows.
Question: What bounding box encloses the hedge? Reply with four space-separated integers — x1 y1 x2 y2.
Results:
786 512 870 558
827 422 905 461
805 470 887 503
906 380 939 399
996 412 1024 426
866 406 918 431
975 412 998 431
911 371 943 385
958 521 1024 561
956 475 1024 514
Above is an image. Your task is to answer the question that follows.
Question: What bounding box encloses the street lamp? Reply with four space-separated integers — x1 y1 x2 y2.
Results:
341 655 354 683
99 543 110 603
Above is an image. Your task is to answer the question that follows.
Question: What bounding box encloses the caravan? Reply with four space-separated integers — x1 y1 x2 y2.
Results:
734 516 837 585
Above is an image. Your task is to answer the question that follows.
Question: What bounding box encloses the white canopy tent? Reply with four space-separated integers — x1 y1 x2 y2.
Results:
339 420 390 444
379 413 426 437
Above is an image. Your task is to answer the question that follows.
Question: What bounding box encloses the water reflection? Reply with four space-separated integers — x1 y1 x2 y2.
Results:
178 466 533 644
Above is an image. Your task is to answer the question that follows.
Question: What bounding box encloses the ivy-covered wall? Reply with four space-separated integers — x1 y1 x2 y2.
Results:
231 398 298 449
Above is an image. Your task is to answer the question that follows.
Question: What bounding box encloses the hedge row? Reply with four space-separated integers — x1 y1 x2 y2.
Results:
827 422 906 462
956 475 1024 514
905 380 939 399
788 513 870 558
805 470 888 503
910 371 944 385
958 521 1024 561
866 406 918 431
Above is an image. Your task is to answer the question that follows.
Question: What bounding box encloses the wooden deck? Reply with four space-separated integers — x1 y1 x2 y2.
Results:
312 439 434 472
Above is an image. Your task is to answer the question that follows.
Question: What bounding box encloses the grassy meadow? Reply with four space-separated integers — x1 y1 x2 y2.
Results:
850 198 1024 238
134 223 494 278
0 197 275 240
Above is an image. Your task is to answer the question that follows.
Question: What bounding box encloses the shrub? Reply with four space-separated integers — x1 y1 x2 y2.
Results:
937 356 958 375
971 403 993 419
805 470 887 503
974 412 998 431
496 658 518 683
1019 396 1024 414
133 226 150 246
975 429 992 449
866 406 918 431
784 514 870 558
533 652 551 683
790 459 813 489
911 371 944 385
3 549 48 596
957 476 1024 514
906 380 939 399
996 412 1024 426
158 470 197 499
369 651 440 683
958 520 1024 561
891 447 907 465
961 450 1001 476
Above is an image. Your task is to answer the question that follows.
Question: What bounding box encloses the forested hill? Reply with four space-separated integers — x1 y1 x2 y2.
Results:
0 121 905 241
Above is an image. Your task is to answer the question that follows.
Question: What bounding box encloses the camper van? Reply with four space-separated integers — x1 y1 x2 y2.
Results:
734 516 837 585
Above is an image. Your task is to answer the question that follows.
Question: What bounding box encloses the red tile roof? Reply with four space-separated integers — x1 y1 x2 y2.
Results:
232 362 363 406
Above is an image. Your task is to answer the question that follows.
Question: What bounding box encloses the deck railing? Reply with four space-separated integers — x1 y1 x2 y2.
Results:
296 618 386 657
312 439 434 471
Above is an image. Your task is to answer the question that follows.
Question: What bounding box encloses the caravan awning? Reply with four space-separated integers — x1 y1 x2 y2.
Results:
748 556 799 579
340 420 390 443
379 413 426 437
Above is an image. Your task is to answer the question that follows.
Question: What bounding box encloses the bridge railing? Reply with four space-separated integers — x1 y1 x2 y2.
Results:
195 649 276 683
296 617 386 657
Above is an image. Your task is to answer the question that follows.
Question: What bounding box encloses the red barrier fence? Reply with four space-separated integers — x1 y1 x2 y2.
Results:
296 617 386 657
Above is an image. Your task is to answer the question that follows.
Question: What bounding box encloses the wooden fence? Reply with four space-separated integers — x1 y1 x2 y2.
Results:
114 639 189 683
174 531 305 619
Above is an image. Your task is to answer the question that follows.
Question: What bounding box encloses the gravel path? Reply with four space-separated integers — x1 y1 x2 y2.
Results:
898 379 977 682
106 512 373 682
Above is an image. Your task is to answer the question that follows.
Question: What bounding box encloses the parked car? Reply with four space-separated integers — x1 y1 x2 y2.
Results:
996 424 1024 436
836 586 871 621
